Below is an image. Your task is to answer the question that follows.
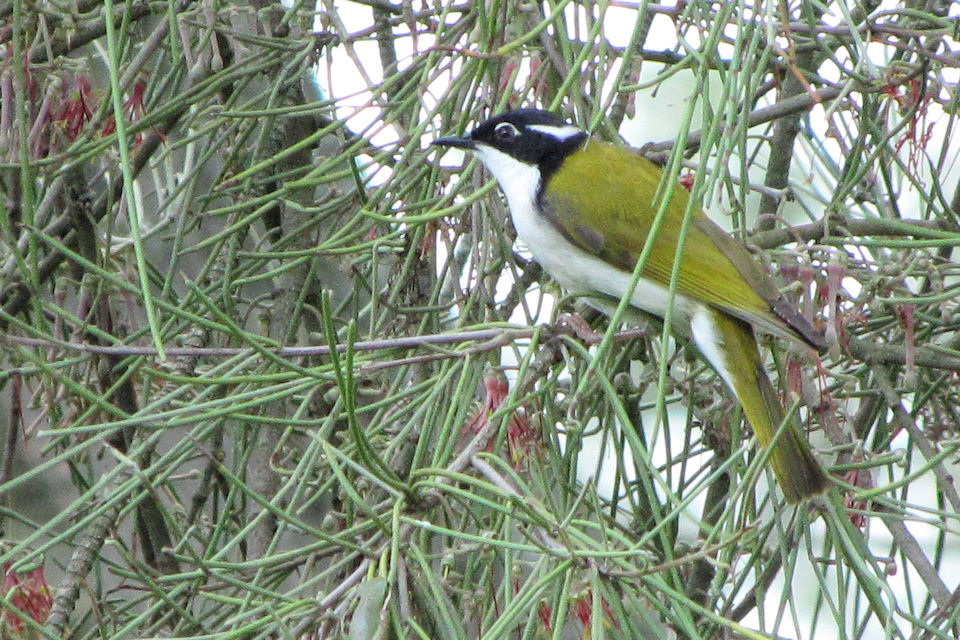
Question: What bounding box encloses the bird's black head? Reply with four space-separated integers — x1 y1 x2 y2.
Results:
434 109 587 177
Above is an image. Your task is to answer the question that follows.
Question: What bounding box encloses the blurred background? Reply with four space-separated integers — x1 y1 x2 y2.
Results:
1 1 959 638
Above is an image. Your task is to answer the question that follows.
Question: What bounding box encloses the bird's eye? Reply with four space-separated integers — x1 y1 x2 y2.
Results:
493 122 519 142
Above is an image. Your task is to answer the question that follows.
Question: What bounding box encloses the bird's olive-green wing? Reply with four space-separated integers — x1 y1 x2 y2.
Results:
541 141 818 347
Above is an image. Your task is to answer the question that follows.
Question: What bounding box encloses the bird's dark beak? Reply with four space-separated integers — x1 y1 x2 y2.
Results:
432 135 475 150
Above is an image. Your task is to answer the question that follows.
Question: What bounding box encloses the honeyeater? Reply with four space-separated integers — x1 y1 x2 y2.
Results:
434 108 828 503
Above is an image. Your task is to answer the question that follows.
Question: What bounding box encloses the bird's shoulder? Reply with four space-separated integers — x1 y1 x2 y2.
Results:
540 141 822 349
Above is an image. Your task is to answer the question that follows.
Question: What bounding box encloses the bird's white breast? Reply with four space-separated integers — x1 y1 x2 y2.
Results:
473 145 697 322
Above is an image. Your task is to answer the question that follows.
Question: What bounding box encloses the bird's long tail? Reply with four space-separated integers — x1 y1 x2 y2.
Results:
694 309 828 503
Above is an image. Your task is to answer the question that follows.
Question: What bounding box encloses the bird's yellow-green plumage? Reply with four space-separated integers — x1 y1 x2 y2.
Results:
543 142 827 502
544 143 780 334
433 110 828 503
709 311 826 503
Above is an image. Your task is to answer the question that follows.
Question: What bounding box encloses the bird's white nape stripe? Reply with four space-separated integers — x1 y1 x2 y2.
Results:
527 124 584 140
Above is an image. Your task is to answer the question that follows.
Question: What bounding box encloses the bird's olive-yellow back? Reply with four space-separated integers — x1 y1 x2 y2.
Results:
542 141 796 340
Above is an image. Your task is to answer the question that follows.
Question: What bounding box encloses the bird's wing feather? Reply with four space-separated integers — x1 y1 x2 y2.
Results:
540 141 821 349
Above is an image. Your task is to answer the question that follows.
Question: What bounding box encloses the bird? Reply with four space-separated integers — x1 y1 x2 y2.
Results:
433 108 828 503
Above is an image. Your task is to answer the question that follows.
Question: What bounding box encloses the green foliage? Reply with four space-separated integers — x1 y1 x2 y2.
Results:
0 1 959 639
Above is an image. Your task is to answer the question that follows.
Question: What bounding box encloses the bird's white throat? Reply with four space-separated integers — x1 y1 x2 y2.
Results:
473 145 542 222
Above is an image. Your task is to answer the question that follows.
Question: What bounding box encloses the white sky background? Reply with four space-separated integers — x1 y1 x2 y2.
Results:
302 1 960 638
